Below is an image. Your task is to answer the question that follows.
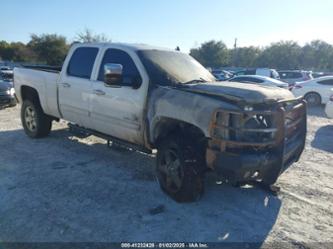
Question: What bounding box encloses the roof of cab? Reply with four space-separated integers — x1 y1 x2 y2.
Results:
74 42 175 52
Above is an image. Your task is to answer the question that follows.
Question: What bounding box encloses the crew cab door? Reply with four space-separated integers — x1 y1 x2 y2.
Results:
90 47 148 144
58 46 99 128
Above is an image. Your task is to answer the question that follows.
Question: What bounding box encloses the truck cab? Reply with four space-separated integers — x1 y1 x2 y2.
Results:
14 43 307 202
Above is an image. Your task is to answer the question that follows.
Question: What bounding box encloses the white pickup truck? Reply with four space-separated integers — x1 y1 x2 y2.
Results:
14 43 307 202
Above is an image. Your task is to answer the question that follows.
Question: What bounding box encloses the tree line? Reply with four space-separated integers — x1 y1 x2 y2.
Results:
190 40 333 72
1 32 333 71
0 29 110 66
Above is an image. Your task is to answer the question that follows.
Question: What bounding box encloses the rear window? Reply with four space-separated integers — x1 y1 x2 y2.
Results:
67 47 98 79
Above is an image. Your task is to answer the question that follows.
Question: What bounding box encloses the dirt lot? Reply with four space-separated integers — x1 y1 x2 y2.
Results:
0 105 332 246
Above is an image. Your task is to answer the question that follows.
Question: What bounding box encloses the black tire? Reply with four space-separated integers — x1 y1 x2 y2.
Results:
21 99 52 138
156 133 206 202
304 92 321 106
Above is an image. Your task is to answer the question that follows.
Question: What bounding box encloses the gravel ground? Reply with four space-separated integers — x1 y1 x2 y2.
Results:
0 105 332 246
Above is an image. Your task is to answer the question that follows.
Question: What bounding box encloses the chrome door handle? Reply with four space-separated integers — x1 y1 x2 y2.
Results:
93 89 106 96
61 83 71 88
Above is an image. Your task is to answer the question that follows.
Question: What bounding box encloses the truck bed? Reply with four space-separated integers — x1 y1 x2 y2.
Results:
22 65 62 73
14 67 61 118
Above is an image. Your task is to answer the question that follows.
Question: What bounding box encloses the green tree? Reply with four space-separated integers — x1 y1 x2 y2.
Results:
75 28 111 43
28 34 69 65
231 46 261 67
190 40 230 68
300 40 333 71
0 41 15 61
256 41 302 69
10 42 37 62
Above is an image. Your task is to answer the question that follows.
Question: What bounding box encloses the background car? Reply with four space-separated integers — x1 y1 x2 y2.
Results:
212 69 233 81
0 66 14 81
312 72 333 78
0 66 11 72
325 91 333 118
278 70 313 86
292 76 333 105
0 80 16 109
236 68 280 79
227 75 289 89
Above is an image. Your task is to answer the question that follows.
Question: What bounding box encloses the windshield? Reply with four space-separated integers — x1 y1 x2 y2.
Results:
137 50 215 85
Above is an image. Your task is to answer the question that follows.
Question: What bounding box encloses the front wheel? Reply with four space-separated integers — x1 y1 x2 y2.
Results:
21 100 52 138
156 134 205 202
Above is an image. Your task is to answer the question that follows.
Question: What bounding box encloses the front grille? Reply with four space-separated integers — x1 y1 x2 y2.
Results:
212 111 277 146
211 97 306 150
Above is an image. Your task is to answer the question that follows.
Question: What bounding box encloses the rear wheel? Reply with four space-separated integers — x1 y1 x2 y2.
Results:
156 134 206 202
304 92 321 106
21 100 52 138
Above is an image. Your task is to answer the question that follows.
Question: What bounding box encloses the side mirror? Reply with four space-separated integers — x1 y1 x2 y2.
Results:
104 63 123 86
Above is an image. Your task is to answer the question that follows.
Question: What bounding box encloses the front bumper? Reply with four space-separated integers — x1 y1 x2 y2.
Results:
206 98 307 185
0 94 17 108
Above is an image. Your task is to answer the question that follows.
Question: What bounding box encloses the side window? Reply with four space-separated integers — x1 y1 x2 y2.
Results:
279 72 288 79
241 77 253 82
252 78 264 83
98 49 142 87
236 77 255 83
318 79 333 85
67 47 98 79
231 77 245 82
245 70 256 75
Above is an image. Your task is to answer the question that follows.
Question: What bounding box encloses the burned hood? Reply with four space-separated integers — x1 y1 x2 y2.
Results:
178 81 295 104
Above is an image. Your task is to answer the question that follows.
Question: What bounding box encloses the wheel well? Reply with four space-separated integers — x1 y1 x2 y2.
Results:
21 86 41 105
153 118 206 146
304 91 322 102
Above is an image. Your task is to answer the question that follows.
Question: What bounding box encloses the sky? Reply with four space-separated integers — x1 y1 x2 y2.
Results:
1 0 333 52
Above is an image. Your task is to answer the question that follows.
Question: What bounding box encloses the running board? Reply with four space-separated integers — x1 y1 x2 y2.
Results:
67 123 152 155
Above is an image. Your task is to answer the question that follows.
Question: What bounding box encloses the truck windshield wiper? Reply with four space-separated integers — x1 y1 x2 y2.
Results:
181 78 208 84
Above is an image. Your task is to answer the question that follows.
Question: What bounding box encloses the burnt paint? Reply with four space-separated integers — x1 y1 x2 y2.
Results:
147 85 240 144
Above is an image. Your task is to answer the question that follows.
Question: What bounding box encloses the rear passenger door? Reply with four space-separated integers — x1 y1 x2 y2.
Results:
59 46 99 128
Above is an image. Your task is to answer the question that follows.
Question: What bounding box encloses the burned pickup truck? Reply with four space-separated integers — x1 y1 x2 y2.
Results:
14 43 306 202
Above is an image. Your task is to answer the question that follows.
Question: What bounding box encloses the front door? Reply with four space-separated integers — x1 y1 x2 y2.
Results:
90 48 147 144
